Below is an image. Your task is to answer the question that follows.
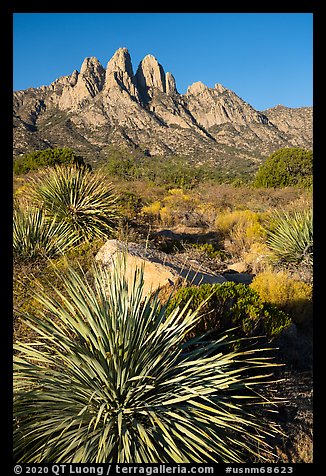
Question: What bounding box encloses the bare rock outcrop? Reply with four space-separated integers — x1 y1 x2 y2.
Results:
135 54 167 104
165 72 178 96
185 82 270 129
186 81 208 96
95 240 227 299
263 105 313 147
58 57 105 110
104 47 140 102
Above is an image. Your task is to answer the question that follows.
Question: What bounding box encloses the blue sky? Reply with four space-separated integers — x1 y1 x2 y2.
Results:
13 13 313 111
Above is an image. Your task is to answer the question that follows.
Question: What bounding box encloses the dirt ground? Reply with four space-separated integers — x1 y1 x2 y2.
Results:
261 321 313 463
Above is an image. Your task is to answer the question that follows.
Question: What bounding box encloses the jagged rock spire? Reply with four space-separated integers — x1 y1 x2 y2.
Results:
79 57 105 96
105 47 134 78
165 72 177 96
104 47 140 101
215 83 226 94
135 54 169 103
136 55 166 90
58 56 105 109
69 70 79 87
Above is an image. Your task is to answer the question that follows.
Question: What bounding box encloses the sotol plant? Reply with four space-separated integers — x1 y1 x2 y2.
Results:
265 208 313 266
13 206 78 261
29 165 120 241
14 256 281 463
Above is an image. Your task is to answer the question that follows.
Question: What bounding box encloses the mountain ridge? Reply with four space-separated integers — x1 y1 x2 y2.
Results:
13 47 313 166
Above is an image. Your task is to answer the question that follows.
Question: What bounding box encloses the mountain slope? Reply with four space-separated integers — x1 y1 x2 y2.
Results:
13 48 313 166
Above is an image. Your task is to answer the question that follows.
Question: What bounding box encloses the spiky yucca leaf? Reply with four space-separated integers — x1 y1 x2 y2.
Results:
265 208 313 265
13 206 78 261
29 165 120 241
14 255 281 463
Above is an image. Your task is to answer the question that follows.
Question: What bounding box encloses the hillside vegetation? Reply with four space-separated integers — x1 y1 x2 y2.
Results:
13 146 313 463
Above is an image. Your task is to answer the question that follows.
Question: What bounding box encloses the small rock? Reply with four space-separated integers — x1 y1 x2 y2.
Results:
227 261 249 273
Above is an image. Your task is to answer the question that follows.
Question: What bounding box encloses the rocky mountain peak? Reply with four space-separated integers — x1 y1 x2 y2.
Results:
79 57 105 94
80 56 104 77
13 47 313 161
135 54 167 103
104 47 140 101
57 56 105 110
105 47 133 78
214 83 226 94
186 81 208 95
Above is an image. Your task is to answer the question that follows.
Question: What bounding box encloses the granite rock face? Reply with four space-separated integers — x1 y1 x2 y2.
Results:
95 239 227 299
13 47 313 163
104 47 140 102
58 57 106 110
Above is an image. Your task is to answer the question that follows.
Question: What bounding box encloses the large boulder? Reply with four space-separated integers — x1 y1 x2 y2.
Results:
95 239 226 298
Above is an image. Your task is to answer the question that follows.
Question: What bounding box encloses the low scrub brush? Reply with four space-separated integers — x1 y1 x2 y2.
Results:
250 271 313 325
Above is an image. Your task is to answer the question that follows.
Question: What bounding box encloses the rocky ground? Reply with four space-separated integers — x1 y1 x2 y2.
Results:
270 369 313 463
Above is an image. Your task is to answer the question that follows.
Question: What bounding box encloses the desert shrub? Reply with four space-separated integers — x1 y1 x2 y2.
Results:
141 200 163 224
118 191 144 221
215 209 266 258
199 182 312 216
188 243 226 260
166 281 291 342
13 237 105 344
13 257 282 463
13 147 87 175
264 208 313 266
254 148 313 188
161 188 199 225
141 188 199 226
13 206 78 262
13 176 36 203
215 210 264 237
242 242 273 274
193 202 218 227
250 271 313 325
28 165 120 242
104 153 212 189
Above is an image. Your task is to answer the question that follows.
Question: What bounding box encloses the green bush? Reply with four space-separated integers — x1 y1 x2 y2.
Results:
188 243 222 259
14 257 281 463
254 148 312 188
166 281 291 342
118 191 144 220
105 153 211 188
103 150 249 188
13 148 88 175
